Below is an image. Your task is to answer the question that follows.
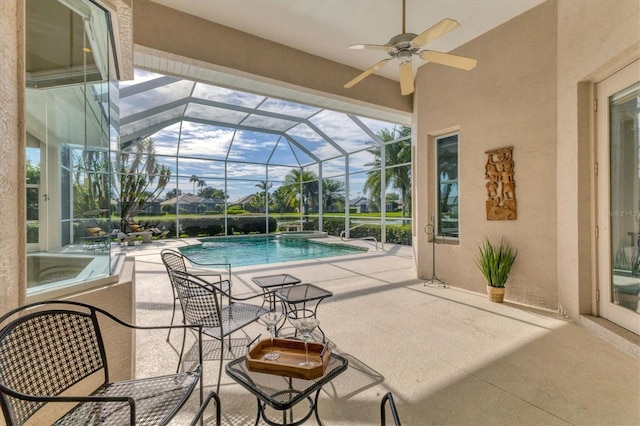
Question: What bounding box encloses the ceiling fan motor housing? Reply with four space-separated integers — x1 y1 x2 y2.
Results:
387 33 421 59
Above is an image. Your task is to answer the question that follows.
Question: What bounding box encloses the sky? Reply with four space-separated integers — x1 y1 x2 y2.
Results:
119 69 409 202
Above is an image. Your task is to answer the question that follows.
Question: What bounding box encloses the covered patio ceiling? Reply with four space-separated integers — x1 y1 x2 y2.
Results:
149 0 546 82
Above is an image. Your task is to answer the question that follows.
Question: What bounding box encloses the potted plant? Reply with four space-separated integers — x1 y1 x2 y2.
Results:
476 236 518 302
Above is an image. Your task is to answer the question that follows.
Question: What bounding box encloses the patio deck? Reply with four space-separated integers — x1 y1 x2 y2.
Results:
128 238 639 425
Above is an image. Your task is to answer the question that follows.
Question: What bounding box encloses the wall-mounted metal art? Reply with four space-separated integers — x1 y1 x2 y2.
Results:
485 146 516 220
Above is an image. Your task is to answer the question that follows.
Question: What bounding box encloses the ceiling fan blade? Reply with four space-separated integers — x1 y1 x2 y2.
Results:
398 61 414 96
419 50 478 70
344 58 392 89
411 18 460 47
348 43 394 52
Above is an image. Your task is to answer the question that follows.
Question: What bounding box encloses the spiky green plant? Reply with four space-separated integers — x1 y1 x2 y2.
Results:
476 237 518 288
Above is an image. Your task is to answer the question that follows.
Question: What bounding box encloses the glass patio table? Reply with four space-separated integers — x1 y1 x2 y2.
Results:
275 283 333 342
251 273 302 311
225 351 348 426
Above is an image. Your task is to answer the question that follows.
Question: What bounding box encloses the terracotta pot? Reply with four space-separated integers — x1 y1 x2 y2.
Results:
487 286 505 303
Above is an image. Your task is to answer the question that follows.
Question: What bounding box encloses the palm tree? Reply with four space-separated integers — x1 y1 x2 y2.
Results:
438 148 458 216
282 169 318 215
254 180 273 213
255 180 273 192
116 137 171 227
363 126 411 217
73 150 110 216
249 191 267 213
322 178 345 212
270 186 290 215
189 174 199 195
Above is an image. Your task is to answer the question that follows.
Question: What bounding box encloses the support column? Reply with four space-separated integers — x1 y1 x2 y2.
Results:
0 0 26 313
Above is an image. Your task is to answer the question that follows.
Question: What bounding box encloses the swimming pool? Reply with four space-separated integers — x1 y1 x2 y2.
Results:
179 235 366 267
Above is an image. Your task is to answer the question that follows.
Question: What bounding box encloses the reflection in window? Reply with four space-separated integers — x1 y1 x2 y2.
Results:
26 147 40 245
26 0 114 292
437 134 459 238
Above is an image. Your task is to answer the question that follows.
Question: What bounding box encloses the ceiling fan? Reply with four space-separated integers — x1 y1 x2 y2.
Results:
344 0 478 95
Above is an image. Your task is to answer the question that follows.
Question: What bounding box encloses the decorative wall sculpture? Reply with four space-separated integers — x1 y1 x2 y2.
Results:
485 146 517 220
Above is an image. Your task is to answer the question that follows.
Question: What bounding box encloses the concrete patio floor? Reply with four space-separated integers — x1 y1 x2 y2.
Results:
128 237 639 425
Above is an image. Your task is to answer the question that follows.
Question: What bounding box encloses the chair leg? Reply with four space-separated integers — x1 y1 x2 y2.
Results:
177 325 187 374
167 296 177 342
216 340 224 394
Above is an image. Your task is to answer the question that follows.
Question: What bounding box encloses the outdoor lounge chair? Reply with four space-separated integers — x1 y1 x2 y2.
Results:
116 231 136 246
0 300 212 426
168 270 269 393
80 219 110 251
161 249 233 341
124 217 169 238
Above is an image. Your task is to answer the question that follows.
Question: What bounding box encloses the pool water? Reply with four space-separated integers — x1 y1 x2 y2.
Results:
180 236 366 267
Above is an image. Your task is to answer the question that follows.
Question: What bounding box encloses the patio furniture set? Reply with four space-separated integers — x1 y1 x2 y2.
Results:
160 249 342 425
0 248 401 425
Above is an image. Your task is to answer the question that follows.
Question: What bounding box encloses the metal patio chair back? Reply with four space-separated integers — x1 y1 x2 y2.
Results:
0 300 205 426
168 269 268 393
161 249 232 341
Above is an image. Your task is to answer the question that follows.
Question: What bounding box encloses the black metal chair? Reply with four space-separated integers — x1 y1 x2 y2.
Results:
380 392 402 426
168 269 269 393
0 300 205 426
190 391 221 426
161 249 233 341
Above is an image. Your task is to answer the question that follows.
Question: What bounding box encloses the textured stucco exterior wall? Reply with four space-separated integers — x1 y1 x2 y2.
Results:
556 0 640 318
414 0 640 317
414 0 559 309
0 0 26 315
101 0 134 80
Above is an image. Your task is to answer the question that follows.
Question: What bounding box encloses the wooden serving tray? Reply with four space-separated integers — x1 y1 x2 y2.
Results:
246 338 331 380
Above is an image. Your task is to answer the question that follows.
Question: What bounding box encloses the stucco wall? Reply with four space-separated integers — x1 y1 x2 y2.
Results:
556 0 639 320
0 0 26 315
414 0 559 309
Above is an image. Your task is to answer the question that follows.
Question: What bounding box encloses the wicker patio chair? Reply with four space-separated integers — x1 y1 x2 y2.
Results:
0 300 205 426
168 269 269 393
161 249 233 341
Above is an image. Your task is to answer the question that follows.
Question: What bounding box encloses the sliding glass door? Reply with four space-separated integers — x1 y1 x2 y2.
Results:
596 60 640 334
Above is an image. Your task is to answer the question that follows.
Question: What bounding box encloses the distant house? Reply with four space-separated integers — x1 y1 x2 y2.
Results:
348 197 400 213
160 194 223 213
139 200 162 214
228 194 255 211
349 197 369 213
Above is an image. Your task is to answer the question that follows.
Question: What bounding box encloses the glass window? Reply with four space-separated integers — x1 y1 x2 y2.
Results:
25 0 114 294
437 134 459 238
609 82 640 311
26 147 41 246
